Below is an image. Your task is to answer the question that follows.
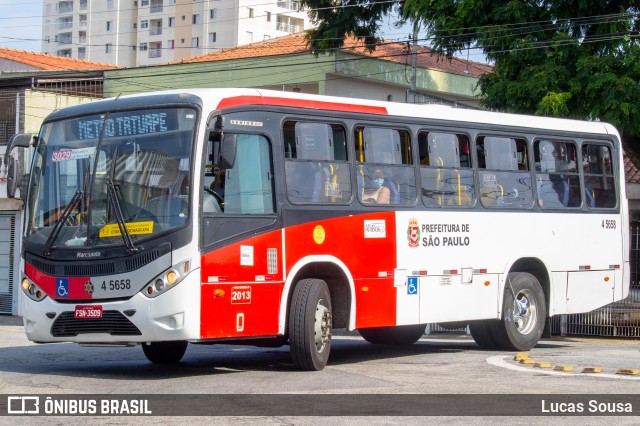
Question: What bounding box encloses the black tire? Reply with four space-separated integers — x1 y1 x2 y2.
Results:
469 320 500 349
490 272 547 351
289 279 332 371
142 340 188 364
359 324 426 345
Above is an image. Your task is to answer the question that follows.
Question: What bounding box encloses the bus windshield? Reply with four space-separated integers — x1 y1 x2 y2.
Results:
24 107 197 252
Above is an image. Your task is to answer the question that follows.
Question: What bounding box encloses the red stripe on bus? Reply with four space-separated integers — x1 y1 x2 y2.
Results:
216 95 388 115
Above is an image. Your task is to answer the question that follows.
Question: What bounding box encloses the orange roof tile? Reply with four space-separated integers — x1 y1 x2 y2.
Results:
0 47 121 71
173 33 492 77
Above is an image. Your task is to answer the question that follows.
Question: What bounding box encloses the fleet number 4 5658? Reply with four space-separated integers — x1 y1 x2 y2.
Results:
602 220 616 229
101 279 131 291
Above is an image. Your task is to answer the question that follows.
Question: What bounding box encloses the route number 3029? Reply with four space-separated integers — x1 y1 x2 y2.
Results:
602 220 617 229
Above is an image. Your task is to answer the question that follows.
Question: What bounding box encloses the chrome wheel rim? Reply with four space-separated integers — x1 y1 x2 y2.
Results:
513 289 537 335
314 298 332 353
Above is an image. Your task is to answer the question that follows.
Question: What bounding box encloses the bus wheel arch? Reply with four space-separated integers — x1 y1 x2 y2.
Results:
508 257 551 320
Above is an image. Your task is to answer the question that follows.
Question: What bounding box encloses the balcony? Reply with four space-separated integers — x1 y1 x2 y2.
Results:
57 1 73 13
149 49 162 58
277 0 301 11
150 0 163 13
276 21 302 33
150 26 162 36
56 18 73 30
57 32 72 45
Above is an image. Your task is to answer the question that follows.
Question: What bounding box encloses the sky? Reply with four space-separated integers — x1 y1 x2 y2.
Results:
0 0 43 51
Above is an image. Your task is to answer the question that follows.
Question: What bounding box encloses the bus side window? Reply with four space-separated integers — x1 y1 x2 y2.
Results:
356 126 416 206
419 131 474 208
582 143 616 208
284 121 351 204
534 140 580 209
477 136 533 209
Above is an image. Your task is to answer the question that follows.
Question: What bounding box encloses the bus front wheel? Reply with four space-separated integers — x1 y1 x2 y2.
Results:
288 278 332 371
142 340 188 364
490 272 546 351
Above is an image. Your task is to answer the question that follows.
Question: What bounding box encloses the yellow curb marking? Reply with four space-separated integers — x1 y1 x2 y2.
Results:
554 365 575 372
616 368 640 376
582 367 604 373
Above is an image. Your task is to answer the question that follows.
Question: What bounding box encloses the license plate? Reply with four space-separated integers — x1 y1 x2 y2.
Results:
74 305 103 319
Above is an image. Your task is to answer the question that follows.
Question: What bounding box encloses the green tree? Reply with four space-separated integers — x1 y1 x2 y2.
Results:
300 0 640 147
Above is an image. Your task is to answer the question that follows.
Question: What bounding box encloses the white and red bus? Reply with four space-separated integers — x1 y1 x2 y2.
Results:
17 88 629 370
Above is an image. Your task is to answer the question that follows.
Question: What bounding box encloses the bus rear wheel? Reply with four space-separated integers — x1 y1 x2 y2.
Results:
359 324 426 345
490 272 546 351
142 340 188 364
289 279 332 371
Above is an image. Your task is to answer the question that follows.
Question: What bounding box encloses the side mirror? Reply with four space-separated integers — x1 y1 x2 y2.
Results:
5 133 33 199
220 134 237 169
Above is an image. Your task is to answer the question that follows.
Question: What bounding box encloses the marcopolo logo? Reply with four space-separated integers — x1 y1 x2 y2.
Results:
407 218 420 247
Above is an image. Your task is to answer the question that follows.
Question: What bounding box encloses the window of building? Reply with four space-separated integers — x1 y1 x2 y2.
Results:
106 21 113 31
140 20 149 29
582 143 616 208
210 9 217 19
168 40 174 49
418 131 474 208
248 8 254 18
284 121 351 204
264 35 271 40
78 47 86 59
266 11 271 22
246 31 253 43
105 43 113 53
107 0 114 10
209 32 217 43
191 37 199 47
355 126 416 206
192 14 200 24
141 0 149 6
477 135 532 209
168 17 175 27
139 42 148 51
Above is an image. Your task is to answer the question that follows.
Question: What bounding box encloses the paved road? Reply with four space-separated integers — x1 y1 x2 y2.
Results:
0 315 639 425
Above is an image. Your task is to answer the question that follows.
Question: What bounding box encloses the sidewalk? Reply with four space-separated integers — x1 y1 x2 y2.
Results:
0 315 23 326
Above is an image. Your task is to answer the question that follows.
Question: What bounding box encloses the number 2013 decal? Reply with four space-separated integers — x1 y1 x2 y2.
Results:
231 285 252 304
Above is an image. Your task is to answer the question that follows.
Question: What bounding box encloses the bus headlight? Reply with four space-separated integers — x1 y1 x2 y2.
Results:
143 260 190 298
21 276 47 302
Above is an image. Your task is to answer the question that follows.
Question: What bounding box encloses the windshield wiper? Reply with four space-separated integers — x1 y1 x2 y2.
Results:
42 190 83 256
106 150 138 253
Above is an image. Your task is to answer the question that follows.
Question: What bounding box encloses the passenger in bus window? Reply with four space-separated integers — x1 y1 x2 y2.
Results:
363 168 391 204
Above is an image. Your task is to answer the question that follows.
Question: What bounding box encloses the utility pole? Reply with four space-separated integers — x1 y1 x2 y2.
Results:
410 21 419 93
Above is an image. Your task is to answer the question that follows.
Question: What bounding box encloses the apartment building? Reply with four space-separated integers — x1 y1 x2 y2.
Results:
41 0 312 67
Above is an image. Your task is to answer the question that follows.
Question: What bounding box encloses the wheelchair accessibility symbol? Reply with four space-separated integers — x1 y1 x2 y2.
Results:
56 278 69 298
407 277 418 295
